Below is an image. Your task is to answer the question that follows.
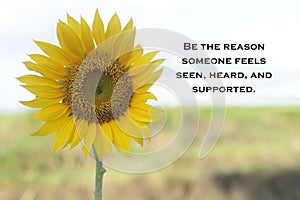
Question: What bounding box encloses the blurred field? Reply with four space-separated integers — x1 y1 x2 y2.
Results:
1 107 300 200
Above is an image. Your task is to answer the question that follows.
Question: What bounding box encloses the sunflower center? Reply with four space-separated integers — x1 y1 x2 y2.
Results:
83 70 113 106
65 55 133 124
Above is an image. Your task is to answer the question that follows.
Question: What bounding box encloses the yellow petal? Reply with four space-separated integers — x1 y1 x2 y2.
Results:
131 69 163 90
100 122 113 142
81 17 95 53
53 116 75 152
32 104 69 121
127 113 151 132
124 112 151 139
82 122 97 156
118 51 133 67
92 9 105 45
93 134 105 160
20 97 60 108
22 85 65 99
116 114 143 140
129 116 147 127
93 128 112 160
151 58 165 66
100 30 117 58
82 146 89 158
23 61 66 80
31 110 71 136
109 120 130 152
75 119 89 139
125 115 151 139
132 136 143 146
17 75 63 88
57 20 84 62
150 106 164 116
105 13 121 39
115 28 136 58
131 103 163 121
119 45 143 67
67 13 81 37
131 103 151 112
135 84 152 94
149 109 163 122
123 18 133 31
31 121 57 136
64 126 75 147
127 62 159 77
130 58 165 77
130 92 157 104
140 126 151 139
70 129 81 149
34 41 71 67
28 54 69 76
131 51 159 69
128 106 152 122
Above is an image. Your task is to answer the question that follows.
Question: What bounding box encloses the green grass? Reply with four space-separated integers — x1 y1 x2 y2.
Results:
0 112 92 188
1 107 300 200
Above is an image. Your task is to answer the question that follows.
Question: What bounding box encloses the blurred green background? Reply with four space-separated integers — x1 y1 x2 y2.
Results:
1 107 300 200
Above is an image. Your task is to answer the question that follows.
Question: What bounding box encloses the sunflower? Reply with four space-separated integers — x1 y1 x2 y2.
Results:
18 10 164 159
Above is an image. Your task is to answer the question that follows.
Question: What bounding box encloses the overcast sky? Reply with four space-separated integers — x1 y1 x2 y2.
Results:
1 0 299 112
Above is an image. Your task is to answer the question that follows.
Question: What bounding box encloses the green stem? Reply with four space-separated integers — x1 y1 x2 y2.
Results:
93 145 106 200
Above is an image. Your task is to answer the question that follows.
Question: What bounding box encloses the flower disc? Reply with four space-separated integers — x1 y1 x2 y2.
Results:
66 55 133 125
